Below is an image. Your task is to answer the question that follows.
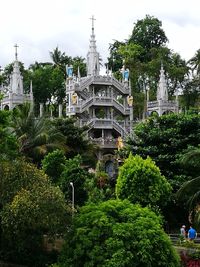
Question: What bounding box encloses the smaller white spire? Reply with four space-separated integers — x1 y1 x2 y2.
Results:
10 44 23 94
157 64 168 101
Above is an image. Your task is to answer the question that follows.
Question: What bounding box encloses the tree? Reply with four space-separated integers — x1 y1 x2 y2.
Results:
122 113 200 229
0 159 69 266
28 62 65 106
11 103 65 164
181 146 200 170
107 40 125 76
125 113 200 191
84 160 115 203
181 78 200 110
176 147 200 223
50 47 87 79
52 118 97 167
129 15 168 56
58 199 180 267
50 47 72 79
116 154 172 207
0 158 49 207
0 110 19 159
188 49 200 76
107 16 189 118
72 56 87 77
59 155 90 206
42 149 67 183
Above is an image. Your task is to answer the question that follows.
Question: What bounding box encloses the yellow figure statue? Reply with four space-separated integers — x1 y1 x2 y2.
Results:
127 95 133 106
117 136 124 150
71 92 78 105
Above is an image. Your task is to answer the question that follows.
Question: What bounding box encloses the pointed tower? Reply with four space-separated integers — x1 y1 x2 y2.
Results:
87 16 100 76
9 44 24 95
157 64 168 101
1 44 33 110
65 16 132 178
147 64 178 116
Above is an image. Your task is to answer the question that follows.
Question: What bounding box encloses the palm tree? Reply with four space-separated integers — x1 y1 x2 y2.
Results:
176 147 200 222
50 47 72 79
11 103 66 163
188 49 200 76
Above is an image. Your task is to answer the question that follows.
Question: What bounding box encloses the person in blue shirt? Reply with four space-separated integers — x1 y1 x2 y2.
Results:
188 226 197 241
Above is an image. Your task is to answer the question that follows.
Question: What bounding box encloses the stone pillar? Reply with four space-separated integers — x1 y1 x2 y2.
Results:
9 92 13 110
39 103 43 117
130 106 133 133
59 104 62 118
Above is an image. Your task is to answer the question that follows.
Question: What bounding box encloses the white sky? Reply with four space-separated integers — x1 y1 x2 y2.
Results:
1 0 200 69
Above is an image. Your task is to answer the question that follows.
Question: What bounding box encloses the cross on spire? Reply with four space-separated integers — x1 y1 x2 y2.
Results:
14 44 19 60
90 15 96 32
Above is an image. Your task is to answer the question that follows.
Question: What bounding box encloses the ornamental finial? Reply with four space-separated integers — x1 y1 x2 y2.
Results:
14 44 19 60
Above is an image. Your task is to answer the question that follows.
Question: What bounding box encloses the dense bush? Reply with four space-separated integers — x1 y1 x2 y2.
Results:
42 149 67 183
116 154 172 207
0 159 69 266
58 199 180 267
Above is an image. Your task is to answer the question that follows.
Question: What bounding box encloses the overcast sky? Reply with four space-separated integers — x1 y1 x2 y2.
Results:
1 0 200 70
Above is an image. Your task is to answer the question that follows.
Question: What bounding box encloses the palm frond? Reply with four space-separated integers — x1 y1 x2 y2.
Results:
177 176 200 198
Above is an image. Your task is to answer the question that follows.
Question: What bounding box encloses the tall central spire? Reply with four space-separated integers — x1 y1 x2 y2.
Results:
87 15 100 76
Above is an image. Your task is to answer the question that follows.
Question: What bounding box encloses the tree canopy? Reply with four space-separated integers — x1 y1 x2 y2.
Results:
0 110 19 160
125 113 200 191
58 199 180 267
116 154 172 207
11 103 65 164
0 158 69 266
130 15 168 52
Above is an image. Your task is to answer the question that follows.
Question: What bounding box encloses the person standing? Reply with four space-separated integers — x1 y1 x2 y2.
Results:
188 226 197 241
180 225 186 237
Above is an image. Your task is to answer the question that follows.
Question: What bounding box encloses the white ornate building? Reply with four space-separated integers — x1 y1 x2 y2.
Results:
65 17 133 176
147 65 179 116
0 45 33 110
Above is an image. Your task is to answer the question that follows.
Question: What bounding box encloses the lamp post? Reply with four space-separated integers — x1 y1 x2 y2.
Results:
70 182 74 217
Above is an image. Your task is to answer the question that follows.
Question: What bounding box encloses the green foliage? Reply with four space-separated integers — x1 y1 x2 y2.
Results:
126 113 200 191
182 78 200 110
11 103 65 164
59 155 90 206
85 170 115 203
188 48 200 75
116 154 172 207
176 147 200 224
42 149 67 183
58 199 180 267
107 15 190 117
0 110 19 159
107 40 125 73
0 159 69 266
0 159 49 206
130 15 168 53
28 63 59 105
53 117 97 167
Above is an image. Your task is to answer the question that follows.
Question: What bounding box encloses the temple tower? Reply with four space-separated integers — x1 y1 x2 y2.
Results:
147 64 178 116
65 17 133 178
1 44 33 110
